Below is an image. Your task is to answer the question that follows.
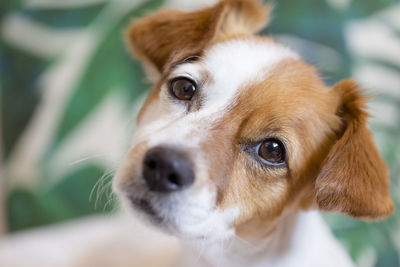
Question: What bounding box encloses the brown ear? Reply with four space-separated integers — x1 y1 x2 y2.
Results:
315 79 394 219
125 0 271 73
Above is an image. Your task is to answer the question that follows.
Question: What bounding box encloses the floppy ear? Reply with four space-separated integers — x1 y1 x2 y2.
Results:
125 0 271 74
315 79 394 219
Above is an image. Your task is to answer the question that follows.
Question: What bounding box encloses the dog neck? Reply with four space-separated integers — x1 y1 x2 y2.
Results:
180 210 354 267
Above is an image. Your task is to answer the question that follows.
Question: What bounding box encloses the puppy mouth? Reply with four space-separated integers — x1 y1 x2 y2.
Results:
128 196 163 223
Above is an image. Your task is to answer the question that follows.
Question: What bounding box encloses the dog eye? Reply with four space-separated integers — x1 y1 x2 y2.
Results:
257 139 286 165
169 77 197 101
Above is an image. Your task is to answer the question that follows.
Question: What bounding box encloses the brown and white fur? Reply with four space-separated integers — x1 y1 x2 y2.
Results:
113 1 394 266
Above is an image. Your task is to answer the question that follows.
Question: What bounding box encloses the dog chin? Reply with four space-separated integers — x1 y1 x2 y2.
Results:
129 197 160 220
129 196 164 225
126 195 224 242
127 195 182 235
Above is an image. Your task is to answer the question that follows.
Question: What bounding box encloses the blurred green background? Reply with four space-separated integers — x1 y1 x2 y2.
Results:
1 0 399 266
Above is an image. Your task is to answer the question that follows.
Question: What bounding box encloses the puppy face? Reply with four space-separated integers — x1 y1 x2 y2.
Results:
114 0 393 241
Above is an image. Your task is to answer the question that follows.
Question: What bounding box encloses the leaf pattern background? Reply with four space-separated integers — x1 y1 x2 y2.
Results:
1 0 399 266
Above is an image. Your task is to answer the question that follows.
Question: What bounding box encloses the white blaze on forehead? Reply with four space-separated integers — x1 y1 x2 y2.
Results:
201 39 299 112
171 39 299 117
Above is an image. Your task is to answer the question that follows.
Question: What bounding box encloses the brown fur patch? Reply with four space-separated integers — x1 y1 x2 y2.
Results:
315 79 394 219
204 63 393 238
203 59 341 239
125 0 271 73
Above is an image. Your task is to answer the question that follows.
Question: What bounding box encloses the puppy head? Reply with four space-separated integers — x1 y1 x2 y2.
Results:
113 0 393 242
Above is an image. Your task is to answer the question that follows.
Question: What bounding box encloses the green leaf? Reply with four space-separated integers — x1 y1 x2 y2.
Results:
6 188 48 232
0 0 25 17
0 41 48 159
41 163 114 217
7 164 113 232
267 0 350 83
347 0 398 18
50 0 164 153
17 3 107 29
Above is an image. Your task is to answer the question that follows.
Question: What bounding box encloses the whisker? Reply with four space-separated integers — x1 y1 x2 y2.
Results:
90 167 116 210
90 171 108 203
103 194 117 212
95 174 114 209
68 154 107 166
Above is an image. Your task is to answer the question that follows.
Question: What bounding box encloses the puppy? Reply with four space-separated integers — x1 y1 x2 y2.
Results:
113 0 394 266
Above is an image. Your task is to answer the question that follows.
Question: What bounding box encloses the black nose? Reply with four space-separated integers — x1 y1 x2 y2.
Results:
143 146 195 192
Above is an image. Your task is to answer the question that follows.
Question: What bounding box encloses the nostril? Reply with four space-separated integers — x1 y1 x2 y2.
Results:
167 173 180 186
145 158 157 170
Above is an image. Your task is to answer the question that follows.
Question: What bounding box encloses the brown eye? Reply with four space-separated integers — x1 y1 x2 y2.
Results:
258 139 286 165
170 78 197 100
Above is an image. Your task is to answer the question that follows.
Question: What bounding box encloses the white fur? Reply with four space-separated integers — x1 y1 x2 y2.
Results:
168 39 299 119
272 211 355 267
153 187 239 240
181 211 355 267
201 39 298 114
